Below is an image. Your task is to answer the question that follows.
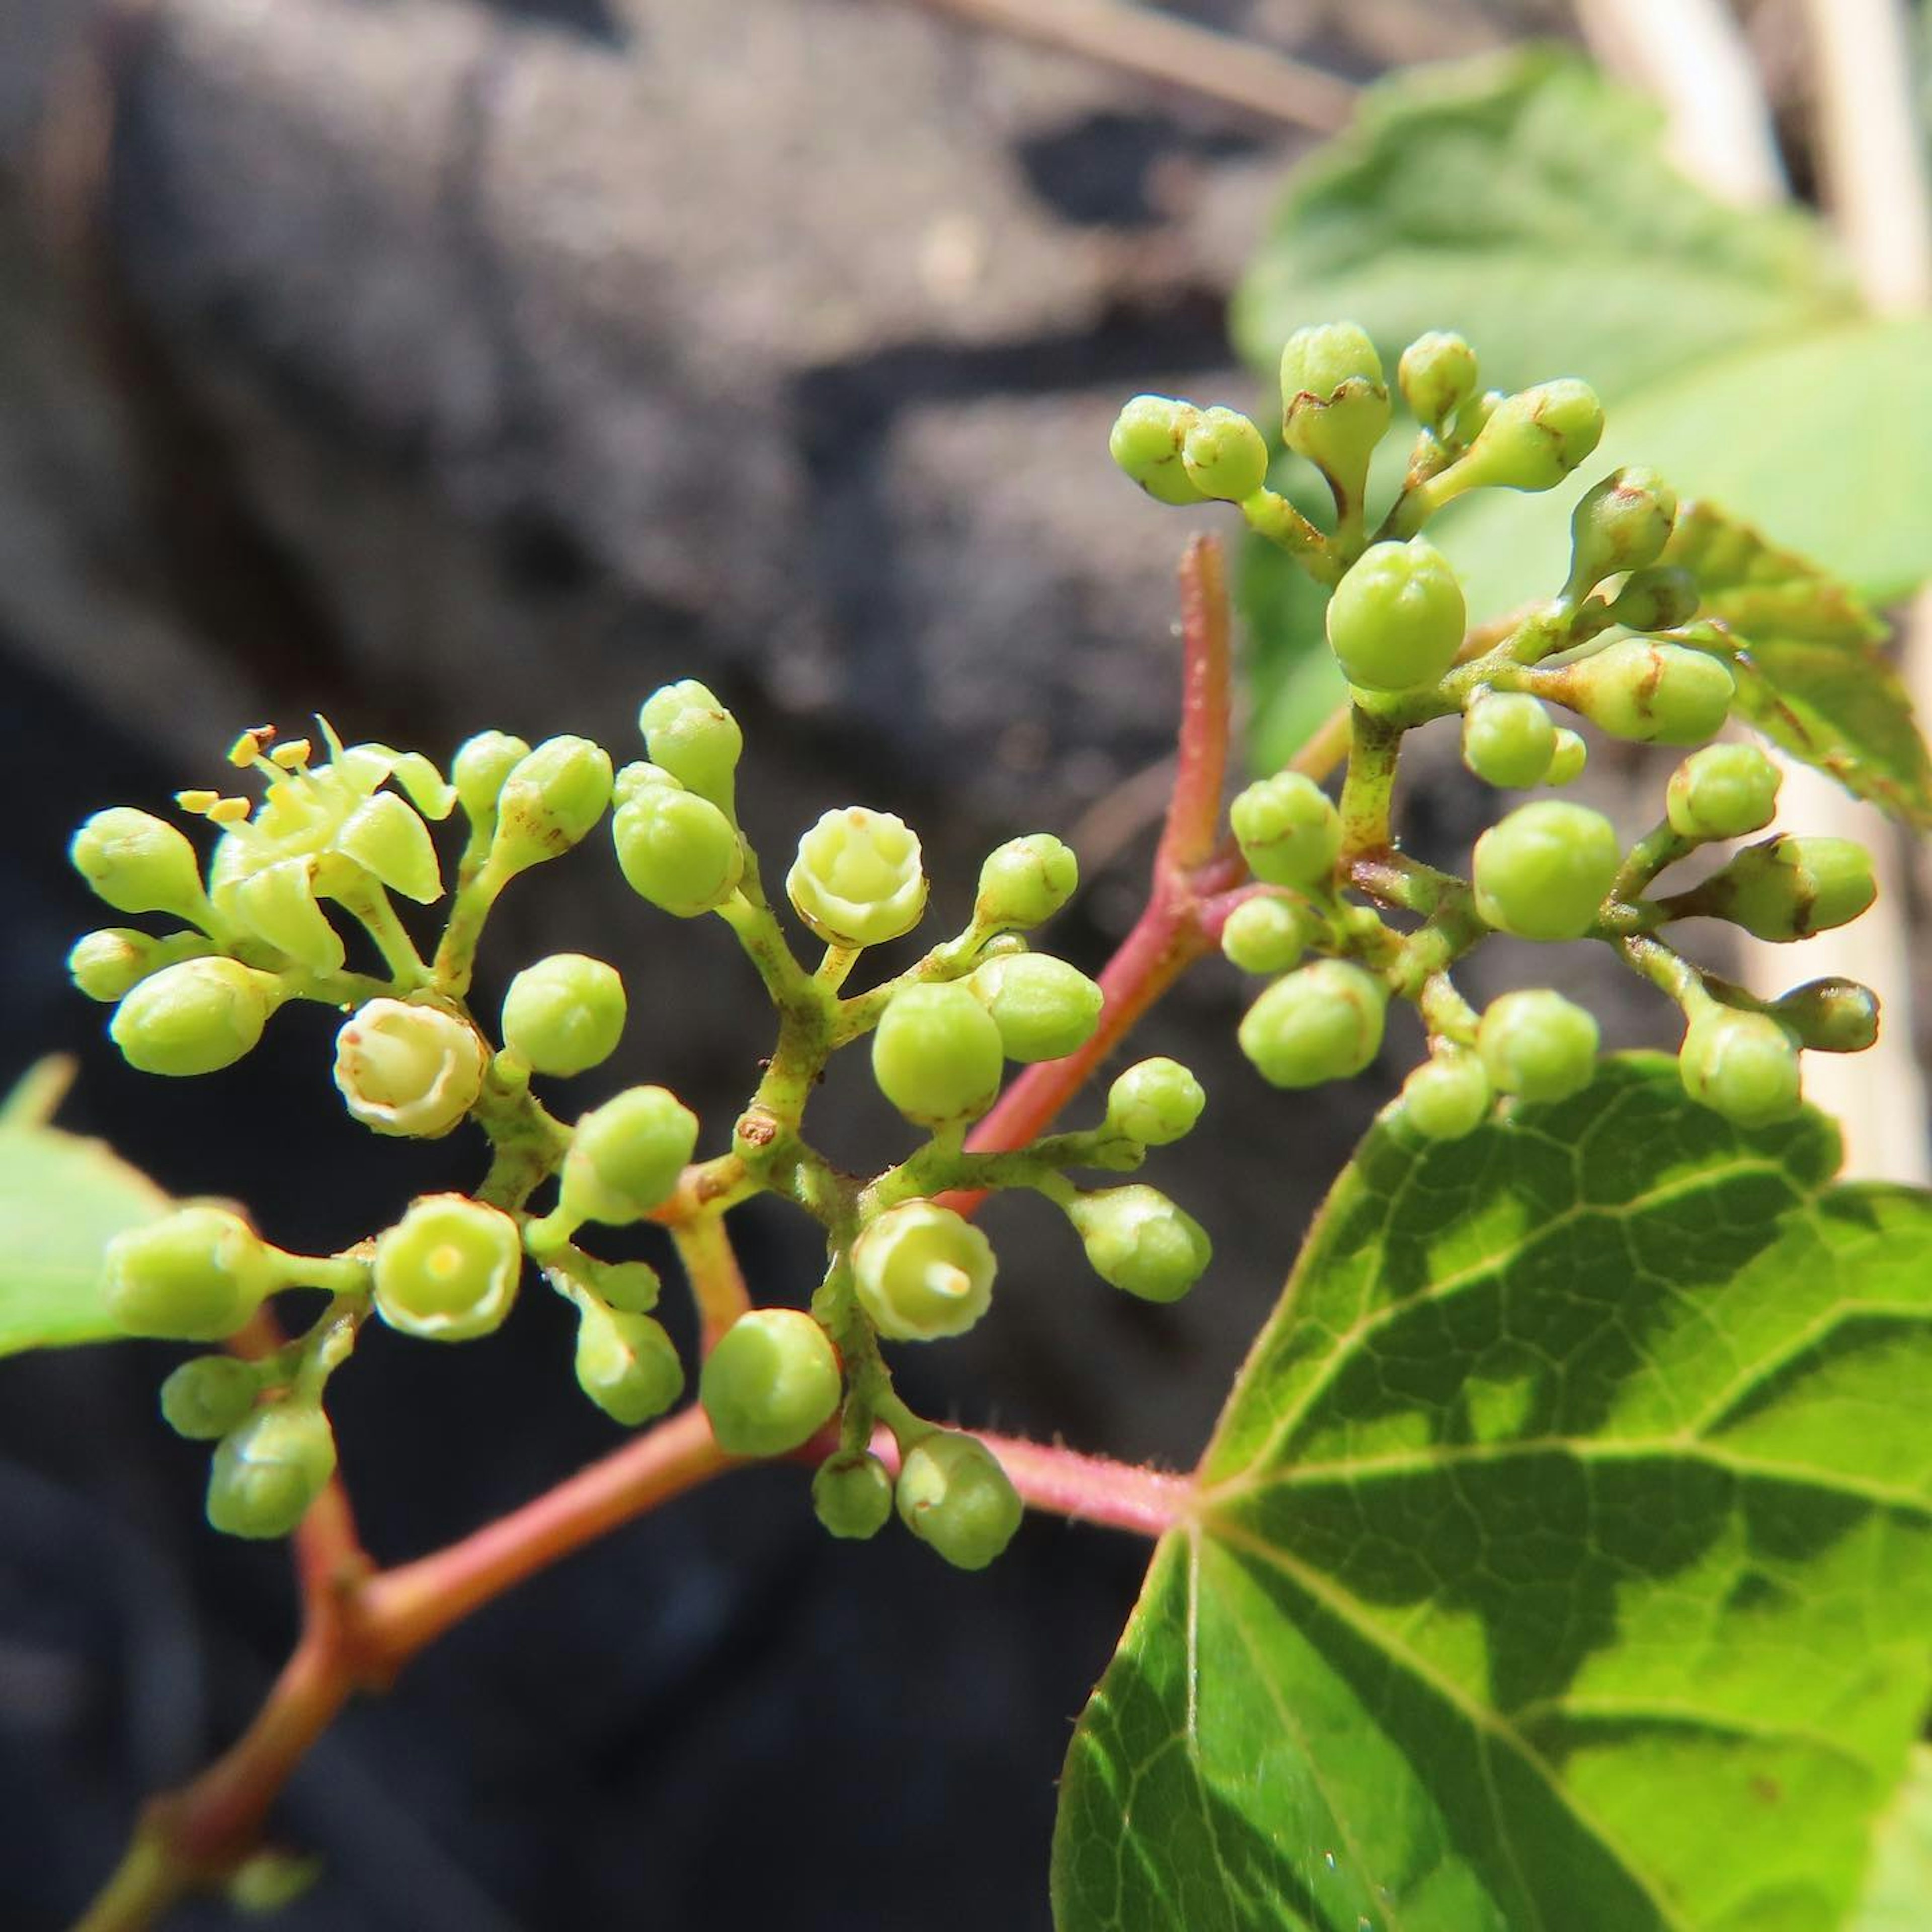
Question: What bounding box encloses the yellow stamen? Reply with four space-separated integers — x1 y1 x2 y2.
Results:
271 739 313 770
176 788 220 815
207 796 253 825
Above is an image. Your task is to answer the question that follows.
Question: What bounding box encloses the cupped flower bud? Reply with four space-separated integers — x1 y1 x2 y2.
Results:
372 1193 522 1342
1278 322 1392 507
501 953 627 1076
104 1204 282 1341
69 928 185 1004
1397 331 1478 428
813 1451 895 1541
1238 960 1387 1088
1462 690 1557 789
206 1402 337 1540
111 957 280 1077
451 731 532 821
1443 378 1603 495
1683 836 1876 942
975 833 1078 931
336 792 442 904
1666 744 1782 842
613 759 679 809
613 787 745 917
1231 772 1342 889
1476 990 1600 1103
639 680 743 813
1556 638 1734 747
1678 1008 1803 1128
1606 566 1699 634
968 953 1103 1063
159 1354 260 1441
1105 1058 1205 1146
558 1085 700 1227
787 807 928 947
1108 395 1208 506
71 808 208 922
852 1201 996 1341
574 1302 684 1425
333 999 486 1139
1325 539 1467 693
1543 729 1588 787
1564 467 1677 598
1398 1052 1492 1141
1472 801 1621 942
1068 1185 1212 1303
1219 895 1314 976
895 1431 1023 1571
1769 978 1879 1055
699 1307 842 1458
491 736 614 873
1180 407 1270 502
871 983 1005 1126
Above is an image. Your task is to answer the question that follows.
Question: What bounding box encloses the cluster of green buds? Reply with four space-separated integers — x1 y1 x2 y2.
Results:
1112 321 1880 1136
73 682 1210 1570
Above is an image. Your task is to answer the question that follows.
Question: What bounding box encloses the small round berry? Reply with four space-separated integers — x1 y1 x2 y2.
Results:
1181 407 1270 502
451 730 533 821
975 834 1078 930
1278 323 1392 498
1219 895 1314 976
1399 1053 1492 1140
787 807 928 948
639 680 743 812
1565 467 1677 596
968 953 1103 1063
1450 379 1604 493
372 1193 522 1342
574 1303 684 1426
336 792 442 904
71 808 208 922
1397 331 1478 427
895 1432 1023 1571
103 1205 281 1342
502 954 627 1077
700 1308 842 1458
1561 639 1734 746
1693 836 1876 941
68 928 178 1004
1105 1058 1206 1146
613 787 745 918
1679 1008 1803 1127
110 957 280 1077
491 736 614 873
1472 802 1621 942
1606 566 1699 633
1543 729 1588 787
1068 1185 1212 1303
1476 990 1600 1103
1237 960 1387 1088
159 1354 260 1441
813 1452 895 1541
559 1086 701 1227
1108 395 1208 506
1666 744 1782 842
1230 772 1342 890
206 1402 337 1541
871 983 1005 1127
1325 539 1467 693
1769 978 1879 1054
852 1201 996 1341
1462 691 1558 789
333 999 486 1139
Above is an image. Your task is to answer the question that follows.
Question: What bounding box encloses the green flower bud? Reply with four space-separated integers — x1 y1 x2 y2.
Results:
1325 539 1467 693
1685 836 1877 942
1278 322 1392 507
451 731 532 820
1557 638 1734 747
1108 395 1208 506
700 1307 842 1458
220 858 346 974
787 806 928 947
206 1402 337 1540
1105 1057 1205 1146
1768 978 1879 1054
559 1086 700 1227
1230 772 1342 890
333 999 486 1139
612 787 745 918
71 808 208 922
501 953 627 1076
813 1451 895 1540
110 957 280 1077
1237 959 1387 1088
491 736 614 873
1180 407 1269 502
69 928 186 1004
1068 1185 1211 1303
871 982 1004 1126
1476 990 1600 1103
1606 566 1699 634
852 1200 996 1341
104 1204 281 1341
372 1192 522 1342
975 833 1078 930
1398 1052 1491 1141
1543 729 1588 787
1444 378 1604 494
1462 690 1557 789
1219 895 1314 975
159 1355 260 1441
895 1431 1023 1571
613 759 680 809
1472 801 1621 942
587 1259 663 1313
1397 331 1478 427
639 680 743 813
1564 467 1677 598
1665 744 1782 842
574 1302 684 1425
967 953 1103 1063
1679 1008 1803 1127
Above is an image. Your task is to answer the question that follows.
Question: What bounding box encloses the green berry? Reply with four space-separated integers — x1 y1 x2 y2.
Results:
700 1308 842 1458
1068 1185 1211 1303
852 1201 996 1341
502 953 627 1076
1472 801 1621 942
1476 990 1600 1102
1688 836 1876 941
787 806 928 948
105 1205 281 1342
1564 467 1677 597
1229 772 1342 889
574 1303 684 1425
1446 378 1604 494
206 1402 337 1540
159 1355 260 1441
968 953 1103 1063
1108 395 1208 506
1278 322 1392 506
895 1432 1023 1571
372 1193 522 1342
613 787 745 917
1237 960 1386 1088
451 730 532 821
1397 332 1478 428
333 998 486 1139
1219 895 1314 975
1398 1053 1492 1140
1560 638 1734 746
639 680 743 813
1769 978 1879 1054
1606 566 1698 633
491 736 614 873
1105 1058 1205 1146
1462 691 1557 789
1666 744 1782 842
71 808 208 922
813 1452 895 1541
871 983 1004 1126
1679 1008 1803 1126
974 834 1078 930
1325 539 1467 693
559 1086 700 1227
69 928 184 1004
1180 407 1269 502
1543 729 1588 787
110 957 280 1077
336 791 442 904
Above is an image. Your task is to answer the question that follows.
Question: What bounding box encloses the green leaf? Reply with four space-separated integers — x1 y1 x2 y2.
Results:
1054 1057 1932 1931
1662 503 1932 830
0 1059 170 1355
1852 1747 1932 1931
